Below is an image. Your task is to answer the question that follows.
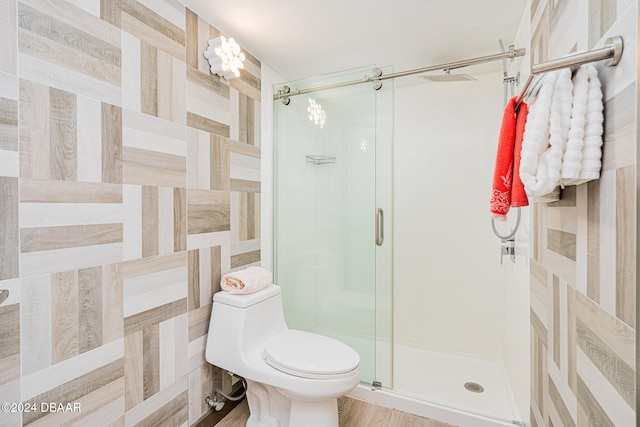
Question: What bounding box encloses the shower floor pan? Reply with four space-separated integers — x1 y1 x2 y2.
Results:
393 344 521 423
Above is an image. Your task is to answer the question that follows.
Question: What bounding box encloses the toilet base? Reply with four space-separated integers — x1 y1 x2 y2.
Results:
290 399 338 427
244 379 339 427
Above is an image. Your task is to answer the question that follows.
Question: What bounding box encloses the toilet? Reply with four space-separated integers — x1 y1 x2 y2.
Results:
205 284 360 427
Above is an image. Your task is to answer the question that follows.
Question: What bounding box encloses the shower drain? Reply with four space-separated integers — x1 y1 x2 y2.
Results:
464 382 485 393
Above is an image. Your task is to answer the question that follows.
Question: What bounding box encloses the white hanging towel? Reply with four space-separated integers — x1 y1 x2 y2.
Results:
561 65 604 185
519 68 573 201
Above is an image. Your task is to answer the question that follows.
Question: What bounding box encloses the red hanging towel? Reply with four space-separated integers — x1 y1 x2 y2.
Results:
490 97 529 220
511 102 529 207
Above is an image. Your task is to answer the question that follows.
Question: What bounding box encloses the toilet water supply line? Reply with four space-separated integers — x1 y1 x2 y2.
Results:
205 371 248 411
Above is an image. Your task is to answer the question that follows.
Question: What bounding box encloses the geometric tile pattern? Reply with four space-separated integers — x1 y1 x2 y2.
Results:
0 0 261 425
183 8 261 422
121 253 187 411
529 1 636 426
0 278 21 427
0 2 20 425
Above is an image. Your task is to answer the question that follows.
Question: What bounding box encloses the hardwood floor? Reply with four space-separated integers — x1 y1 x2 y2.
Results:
213 397 455 427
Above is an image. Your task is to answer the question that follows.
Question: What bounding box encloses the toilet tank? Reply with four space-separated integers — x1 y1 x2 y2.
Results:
206 284 288 372
213 284 282 309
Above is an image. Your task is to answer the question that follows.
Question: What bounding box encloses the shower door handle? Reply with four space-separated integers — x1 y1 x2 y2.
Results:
375 208 384 246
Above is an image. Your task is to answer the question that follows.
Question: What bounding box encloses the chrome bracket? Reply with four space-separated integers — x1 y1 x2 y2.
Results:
279 85 292 105
503 71 521 87
371 67 383 91
500 238 516 265
605 36 623 66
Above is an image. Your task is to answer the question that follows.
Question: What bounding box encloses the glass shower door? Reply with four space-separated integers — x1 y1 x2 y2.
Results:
273 66 391 386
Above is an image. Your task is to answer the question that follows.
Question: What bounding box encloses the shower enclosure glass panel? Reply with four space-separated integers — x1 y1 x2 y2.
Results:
273 66 392 386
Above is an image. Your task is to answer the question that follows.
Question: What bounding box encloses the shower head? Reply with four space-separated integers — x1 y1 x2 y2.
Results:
421 68 477 82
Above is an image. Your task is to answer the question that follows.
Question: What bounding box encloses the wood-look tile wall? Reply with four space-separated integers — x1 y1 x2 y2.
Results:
528 1 636 426
0 0 261 425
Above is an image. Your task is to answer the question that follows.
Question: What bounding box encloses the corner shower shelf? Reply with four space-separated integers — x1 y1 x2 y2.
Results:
305 155 336 165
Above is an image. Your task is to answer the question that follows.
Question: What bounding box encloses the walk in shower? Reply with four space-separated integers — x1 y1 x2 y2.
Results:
272 61 525 425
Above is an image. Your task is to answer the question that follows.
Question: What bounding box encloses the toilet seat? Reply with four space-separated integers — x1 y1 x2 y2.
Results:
264 330 360 380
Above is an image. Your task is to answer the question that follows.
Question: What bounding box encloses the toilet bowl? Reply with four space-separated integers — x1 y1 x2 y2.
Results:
205 284 360 427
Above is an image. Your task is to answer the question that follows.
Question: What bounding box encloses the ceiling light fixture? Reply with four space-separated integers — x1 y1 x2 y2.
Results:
204 35 246 80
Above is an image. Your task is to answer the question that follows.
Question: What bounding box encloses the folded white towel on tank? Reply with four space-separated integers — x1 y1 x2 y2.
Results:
221 266 273 294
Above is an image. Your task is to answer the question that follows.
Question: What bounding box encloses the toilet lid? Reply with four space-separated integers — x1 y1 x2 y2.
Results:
264 330 360 379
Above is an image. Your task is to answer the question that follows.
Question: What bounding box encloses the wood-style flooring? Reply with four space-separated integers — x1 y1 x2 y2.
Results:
214 397 455 427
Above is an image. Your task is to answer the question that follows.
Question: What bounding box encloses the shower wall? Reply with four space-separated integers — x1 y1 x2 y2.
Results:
527 1 637 426
393 70 532 420
394 72 511 359
0 1 261 425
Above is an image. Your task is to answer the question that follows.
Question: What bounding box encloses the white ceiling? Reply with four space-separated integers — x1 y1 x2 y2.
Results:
180 0 527 83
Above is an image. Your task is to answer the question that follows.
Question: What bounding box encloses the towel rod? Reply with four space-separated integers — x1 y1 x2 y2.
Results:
515 36 623 111
496 36 624 247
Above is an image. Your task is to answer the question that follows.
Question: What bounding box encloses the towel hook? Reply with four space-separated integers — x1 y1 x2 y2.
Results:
493 209 520 264
491 207 521 242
